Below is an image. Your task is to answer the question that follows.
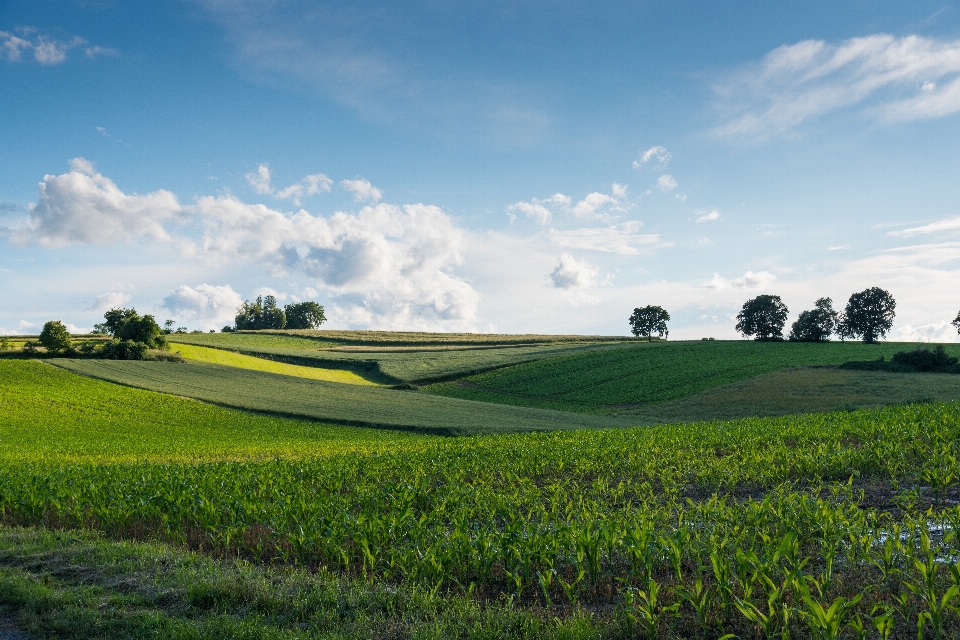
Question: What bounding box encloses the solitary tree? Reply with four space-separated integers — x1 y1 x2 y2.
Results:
94 308 167 349
235 295 286 330
952 310 960 335
736 295 789 341
628 306 670 341
284 301 327 330
39 320 72 353
842 287 896 344
788 297 838 342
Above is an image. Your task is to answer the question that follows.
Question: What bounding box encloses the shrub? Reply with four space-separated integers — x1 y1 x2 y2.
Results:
99 340 149 361
39 321 72 353
891 345 958 372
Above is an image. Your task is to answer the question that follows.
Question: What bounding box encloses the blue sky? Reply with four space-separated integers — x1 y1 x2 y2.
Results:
2 1 960 339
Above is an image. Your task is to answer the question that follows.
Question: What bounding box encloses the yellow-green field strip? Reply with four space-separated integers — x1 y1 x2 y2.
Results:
173 343 380 386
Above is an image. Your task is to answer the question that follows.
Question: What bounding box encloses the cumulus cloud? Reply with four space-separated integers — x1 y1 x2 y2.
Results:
888 217 960 238
161 284 245 331
245 163 273 194
702 270 777 290
549 253 599 289
253 287 287 301
506 193 570 224
696 209 721 223
893 322 958 343
84 292 132 313
548 221 667 255
634 145 672 168
0 29 116 65
340 178 382 203
191 197 480 330
17 320 36 333
657 175 678 192
6 158 182 247
714 34 960 140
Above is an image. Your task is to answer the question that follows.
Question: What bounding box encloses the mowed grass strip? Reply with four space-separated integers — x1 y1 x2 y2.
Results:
173 343 379 385
51 359 633 435
425 340 960 412
0 361 421 463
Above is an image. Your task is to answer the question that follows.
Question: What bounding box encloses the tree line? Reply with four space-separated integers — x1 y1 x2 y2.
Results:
632 286 960 344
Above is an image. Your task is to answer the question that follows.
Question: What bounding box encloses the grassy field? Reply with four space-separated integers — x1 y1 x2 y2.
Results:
259 329 625 346
173 343 379 385
625 366 960 423
424 340 959 412
168 332 632 384
50 359 632 434
0 361 420 463
3 358 960 637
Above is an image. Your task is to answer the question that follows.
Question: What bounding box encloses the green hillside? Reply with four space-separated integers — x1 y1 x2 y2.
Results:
51 359 633 435
424 339 959 412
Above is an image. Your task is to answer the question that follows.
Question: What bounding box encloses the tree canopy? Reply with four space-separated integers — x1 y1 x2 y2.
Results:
93 308 166 349
952 310 960 336
235 296 286 330
842 287 896 344
628 306 670 341
788 297 838 342
736 295 789 341
284 301 327 330
39 320 72 353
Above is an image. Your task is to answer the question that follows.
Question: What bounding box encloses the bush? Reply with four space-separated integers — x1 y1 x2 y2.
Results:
891 345 958 372
98 340 149 361
39 320 72 353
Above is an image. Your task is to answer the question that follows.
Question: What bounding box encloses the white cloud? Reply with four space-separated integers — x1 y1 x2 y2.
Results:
506 193 571 224
828 245 851 251
0 29 116 65
341 178 382 203
6 158 182 247
548 221 667 255
253 287 287 301
276 173 333 206
509 188 627 223
658 175 678 192
634 145 672 168
84 292 132 313
696 209 721 223
192 197 480 330
715 34 960 140
245 163 273 194
888 217 960 238
17 320 36 333
893 322 958 343
63 323 90 334
703 270 777 290
161 284 245 331
549 253 598 289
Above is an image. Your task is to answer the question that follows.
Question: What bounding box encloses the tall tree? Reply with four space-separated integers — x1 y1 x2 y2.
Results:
628 306 670 341
952 310 960 336
788 297 838 342
39 320 72 353
235 296 286 330
93 308 166 348
284 301 327 330
736 295 789 341
843 287 896 344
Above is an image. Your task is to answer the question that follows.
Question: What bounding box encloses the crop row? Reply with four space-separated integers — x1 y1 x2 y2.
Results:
3 391 960 637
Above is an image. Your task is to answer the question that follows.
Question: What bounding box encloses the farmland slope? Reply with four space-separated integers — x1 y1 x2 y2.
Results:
424 340 959 412
51 359 634 434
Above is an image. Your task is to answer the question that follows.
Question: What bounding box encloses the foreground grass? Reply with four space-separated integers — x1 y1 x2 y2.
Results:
173 344 379 386
50 359 630 434
425 340 960 412
0 527 602 640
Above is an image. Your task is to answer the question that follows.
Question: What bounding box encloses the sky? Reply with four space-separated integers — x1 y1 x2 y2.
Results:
2 1 960 340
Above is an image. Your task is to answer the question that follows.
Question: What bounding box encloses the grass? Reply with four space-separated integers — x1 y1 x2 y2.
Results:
424 339 960 412
622 366 960 423
0 361 422 463
169 332 631 384
49 359 633 435
4 359 960 636
172 343 379 385
256 329 625 346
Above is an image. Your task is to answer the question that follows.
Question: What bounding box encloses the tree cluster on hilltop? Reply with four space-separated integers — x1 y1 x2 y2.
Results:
232 296 326 331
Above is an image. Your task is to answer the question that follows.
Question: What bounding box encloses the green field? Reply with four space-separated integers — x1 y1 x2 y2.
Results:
50 359 632 434
424 340 955 412
169 331 632 384
8 334 960 638
4 359 960 637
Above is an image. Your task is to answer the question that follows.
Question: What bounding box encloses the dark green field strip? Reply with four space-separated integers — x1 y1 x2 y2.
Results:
51 360 633 435
265 329 627 346
169 334 633 384
424 340 959 412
